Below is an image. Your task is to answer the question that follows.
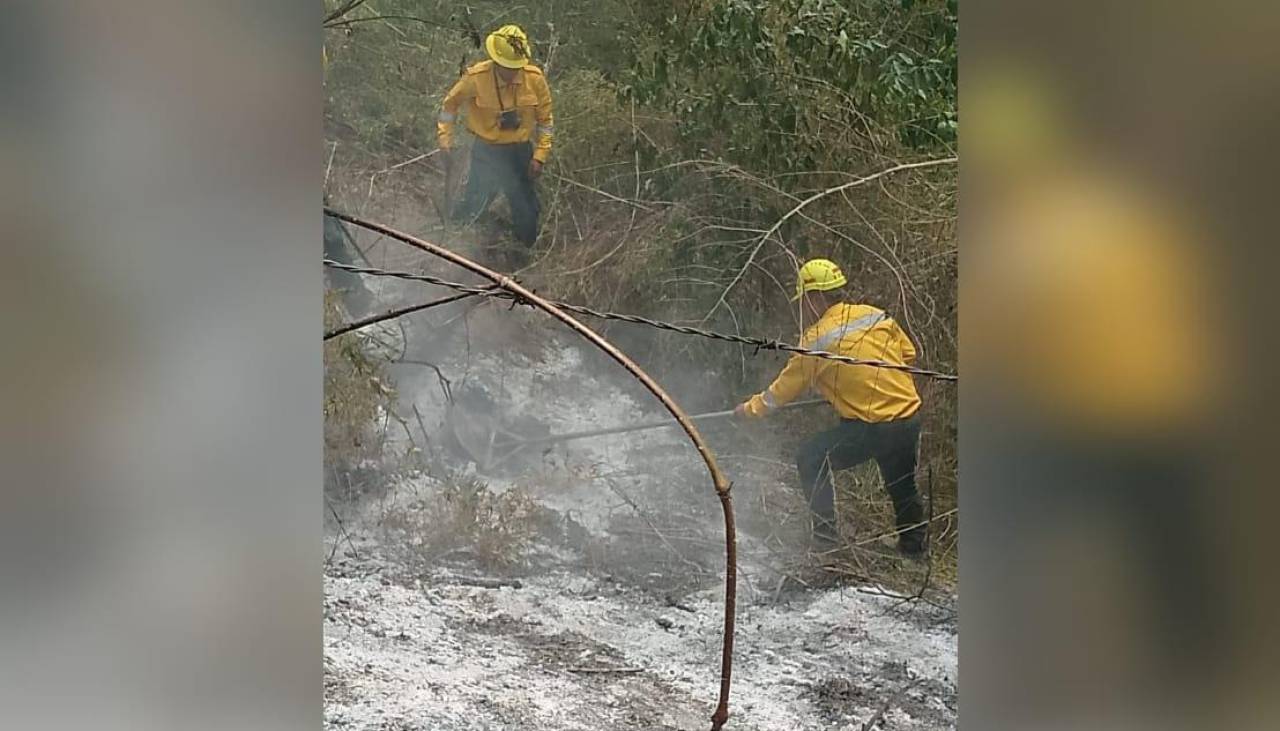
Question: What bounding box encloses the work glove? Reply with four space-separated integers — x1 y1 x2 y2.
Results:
733 403 750 420
527 158 543 180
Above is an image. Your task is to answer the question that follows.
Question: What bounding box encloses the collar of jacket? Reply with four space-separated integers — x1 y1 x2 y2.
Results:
804 301 883 339
816 302 859 325
488 63 525 85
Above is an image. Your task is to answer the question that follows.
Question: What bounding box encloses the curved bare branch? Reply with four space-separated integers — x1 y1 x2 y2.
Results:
702 156 958 322
324 208 741 731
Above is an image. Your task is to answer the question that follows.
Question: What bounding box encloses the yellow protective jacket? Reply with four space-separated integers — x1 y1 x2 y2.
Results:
743 303 921 423
437 60 554 163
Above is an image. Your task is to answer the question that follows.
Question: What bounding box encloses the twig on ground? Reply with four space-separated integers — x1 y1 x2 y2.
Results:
665 595 697 613
849 509 957 548
451 576 524 589
327 499 359 564
821 564 954 615
380 149 440 175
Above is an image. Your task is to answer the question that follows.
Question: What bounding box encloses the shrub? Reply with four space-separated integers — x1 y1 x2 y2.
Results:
382 475 541 570
324 290 395 476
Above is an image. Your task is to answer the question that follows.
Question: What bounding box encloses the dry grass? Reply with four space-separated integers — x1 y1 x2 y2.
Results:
324 290 395 475
829 461 957 594
381 475 541 570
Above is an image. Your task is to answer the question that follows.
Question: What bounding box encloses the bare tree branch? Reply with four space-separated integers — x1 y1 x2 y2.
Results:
324 14 463 32
325 207 742 731
325 290 484 340
323 0 369 25
702 156 957 322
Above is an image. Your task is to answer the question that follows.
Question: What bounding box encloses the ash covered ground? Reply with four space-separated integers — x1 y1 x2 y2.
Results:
325 257 956 730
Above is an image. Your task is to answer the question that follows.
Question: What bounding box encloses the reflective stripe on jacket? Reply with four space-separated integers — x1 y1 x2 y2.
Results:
437 61 554 162
744 303 921 422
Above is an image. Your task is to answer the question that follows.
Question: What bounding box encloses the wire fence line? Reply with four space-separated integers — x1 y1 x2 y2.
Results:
324 258 958 382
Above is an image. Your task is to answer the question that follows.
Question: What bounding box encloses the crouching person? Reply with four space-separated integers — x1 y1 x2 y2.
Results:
736 258 927 556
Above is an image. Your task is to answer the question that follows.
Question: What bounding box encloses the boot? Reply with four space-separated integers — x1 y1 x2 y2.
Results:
897 527 927 559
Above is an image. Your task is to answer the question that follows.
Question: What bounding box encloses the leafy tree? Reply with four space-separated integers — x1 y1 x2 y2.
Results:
623 0 957 170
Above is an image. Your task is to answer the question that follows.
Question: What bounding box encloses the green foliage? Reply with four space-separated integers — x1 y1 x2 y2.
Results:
323 0 644 156
324 0 959 583
622 0 957 167
324 19 461 154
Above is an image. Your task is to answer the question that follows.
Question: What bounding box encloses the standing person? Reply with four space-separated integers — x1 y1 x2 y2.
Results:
437 24 553 250
735 259 927 556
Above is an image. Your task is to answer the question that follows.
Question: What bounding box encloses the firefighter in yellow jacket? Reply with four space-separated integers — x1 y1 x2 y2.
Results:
736 259 927 555
437 25 553 247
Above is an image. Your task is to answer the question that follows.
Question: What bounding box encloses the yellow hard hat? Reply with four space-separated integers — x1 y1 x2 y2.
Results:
793 258 848 301
486 25 531 69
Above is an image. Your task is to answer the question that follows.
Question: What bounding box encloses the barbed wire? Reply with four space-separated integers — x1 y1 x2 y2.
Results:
324 259 958 382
